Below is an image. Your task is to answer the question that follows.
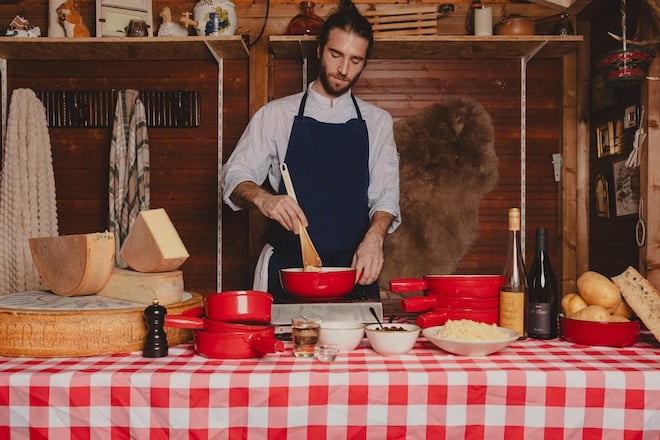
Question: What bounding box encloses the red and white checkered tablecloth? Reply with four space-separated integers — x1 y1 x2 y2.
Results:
0 333 658 440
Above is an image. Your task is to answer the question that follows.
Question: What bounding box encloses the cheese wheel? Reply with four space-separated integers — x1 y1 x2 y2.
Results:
0 291 202 357
120 208 189 272
97 268 184 305
29 232 115 296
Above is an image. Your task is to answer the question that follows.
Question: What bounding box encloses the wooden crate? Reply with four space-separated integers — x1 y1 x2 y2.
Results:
363 6 438 36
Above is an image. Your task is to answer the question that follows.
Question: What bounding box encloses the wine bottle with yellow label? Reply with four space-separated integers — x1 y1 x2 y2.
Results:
499 208 528 339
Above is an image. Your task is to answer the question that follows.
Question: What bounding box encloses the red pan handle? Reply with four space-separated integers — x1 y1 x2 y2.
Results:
416 310 450 328
245 334 284 355
164 314 206 330
400 295 441 312
389 278 429 293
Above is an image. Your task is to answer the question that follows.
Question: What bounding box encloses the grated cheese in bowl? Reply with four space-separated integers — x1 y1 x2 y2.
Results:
438 319 509 341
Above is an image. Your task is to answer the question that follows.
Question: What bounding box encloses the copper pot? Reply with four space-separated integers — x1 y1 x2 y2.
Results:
494 15 536 35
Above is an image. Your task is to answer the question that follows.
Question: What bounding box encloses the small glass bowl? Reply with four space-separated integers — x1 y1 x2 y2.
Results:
314 343 340 362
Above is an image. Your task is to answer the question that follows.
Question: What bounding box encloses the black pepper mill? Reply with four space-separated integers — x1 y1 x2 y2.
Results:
143 298 168 358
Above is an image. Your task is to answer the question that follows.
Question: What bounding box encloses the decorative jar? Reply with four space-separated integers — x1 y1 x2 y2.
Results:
193 0 237 36
286 1 324 36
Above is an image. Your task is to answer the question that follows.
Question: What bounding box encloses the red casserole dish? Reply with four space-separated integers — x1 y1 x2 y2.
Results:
390 275 504 297
415 307 499 328
193 330 284 359
401 294 499 313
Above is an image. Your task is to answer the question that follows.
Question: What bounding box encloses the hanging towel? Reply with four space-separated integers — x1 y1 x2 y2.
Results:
0 88 59 294
108 89 150 267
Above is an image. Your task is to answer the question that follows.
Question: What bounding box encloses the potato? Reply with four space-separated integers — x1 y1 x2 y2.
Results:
571 305 611 323
612 298 635 319
561 293 588 317
609 314 630 322
576 271 622 312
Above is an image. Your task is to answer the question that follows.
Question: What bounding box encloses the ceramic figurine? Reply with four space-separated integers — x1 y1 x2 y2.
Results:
56 0 91 38
157 7 195 37
5 15 41 37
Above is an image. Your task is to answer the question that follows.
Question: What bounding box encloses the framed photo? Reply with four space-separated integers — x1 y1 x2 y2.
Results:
595 174 610 218
597 121 619 158
613 160 639 217
624 106 637 129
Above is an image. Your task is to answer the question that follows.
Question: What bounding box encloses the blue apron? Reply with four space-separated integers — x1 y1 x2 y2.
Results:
267 92 379 301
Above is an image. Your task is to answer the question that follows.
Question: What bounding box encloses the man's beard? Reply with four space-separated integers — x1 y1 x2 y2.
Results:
318 63 362 98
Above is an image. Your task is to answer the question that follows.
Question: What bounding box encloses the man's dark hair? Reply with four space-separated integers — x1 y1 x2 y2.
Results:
318 0 374 59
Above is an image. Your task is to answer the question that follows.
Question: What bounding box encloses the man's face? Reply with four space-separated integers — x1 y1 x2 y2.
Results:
316 28 369 98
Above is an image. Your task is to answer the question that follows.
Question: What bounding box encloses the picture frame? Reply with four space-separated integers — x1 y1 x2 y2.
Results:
596 121 619 158
595 174 610 218
613 160 639 217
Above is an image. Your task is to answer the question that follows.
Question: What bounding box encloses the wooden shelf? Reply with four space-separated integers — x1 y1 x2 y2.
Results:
269 35 583 60
0 36 249 61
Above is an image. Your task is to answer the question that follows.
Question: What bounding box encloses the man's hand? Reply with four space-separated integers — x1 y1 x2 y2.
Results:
352 211 394 285
230 181 308 233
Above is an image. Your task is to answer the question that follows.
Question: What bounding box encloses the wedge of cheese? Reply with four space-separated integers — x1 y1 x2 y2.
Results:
97 268 184 305
120 208 189 273
29 232 115 296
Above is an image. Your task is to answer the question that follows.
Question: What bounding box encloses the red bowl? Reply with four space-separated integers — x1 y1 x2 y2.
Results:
559 314 640 347
280 267 357 302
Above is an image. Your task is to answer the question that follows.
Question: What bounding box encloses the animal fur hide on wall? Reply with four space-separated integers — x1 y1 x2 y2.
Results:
379 96 499 288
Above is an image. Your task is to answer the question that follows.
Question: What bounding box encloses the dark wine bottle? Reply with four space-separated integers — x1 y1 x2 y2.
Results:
527 228 558 339
499 208 528 339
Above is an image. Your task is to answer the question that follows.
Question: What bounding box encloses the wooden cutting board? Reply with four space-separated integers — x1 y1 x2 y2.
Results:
0 291 202 357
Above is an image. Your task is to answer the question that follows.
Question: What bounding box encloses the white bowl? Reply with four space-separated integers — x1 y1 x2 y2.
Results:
365 323 420 355
318 321 365 352
422 325 518 356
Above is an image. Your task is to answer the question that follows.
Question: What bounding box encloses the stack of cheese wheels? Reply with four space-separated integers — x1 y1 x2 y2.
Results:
29 232 116 296
97 208 190 305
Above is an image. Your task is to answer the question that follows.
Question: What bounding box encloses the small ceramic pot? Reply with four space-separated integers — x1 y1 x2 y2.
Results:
193 0 237 36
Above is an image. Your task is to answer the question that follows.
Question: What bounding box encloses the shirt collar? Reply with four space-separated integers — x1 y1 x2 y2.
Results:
308 82 352 108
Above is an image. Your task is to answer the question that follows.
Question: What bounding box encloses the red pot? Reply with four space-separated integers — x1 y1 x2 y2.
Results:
390 275 504 297
416 307 499 328
280 267 357 302
204 290 273 323
401 294 499 313
193 329 284 359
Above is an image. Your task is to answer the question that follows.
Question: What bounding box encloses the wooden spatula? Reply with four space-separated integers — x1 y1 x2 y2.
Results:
280 163 323 272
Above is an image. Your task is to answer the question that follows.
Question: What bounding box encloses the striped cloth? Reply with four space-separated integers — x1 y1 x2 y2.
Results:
108 89 150 267
0 334 658 439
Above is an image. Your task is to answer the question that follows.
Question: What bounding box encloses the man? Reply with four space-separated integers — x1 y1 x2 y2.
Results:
221 0 400 300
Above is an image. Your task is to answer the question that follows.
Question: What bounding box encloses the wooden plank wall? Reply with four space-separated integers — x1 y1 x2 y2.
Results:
1 0 568 297
269 57 564 288
6 59 250 295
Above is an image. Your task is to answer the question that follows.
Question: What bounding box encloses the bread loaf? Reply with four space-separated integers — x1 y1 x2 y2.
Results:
611 266 660 341
120 208 189 272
